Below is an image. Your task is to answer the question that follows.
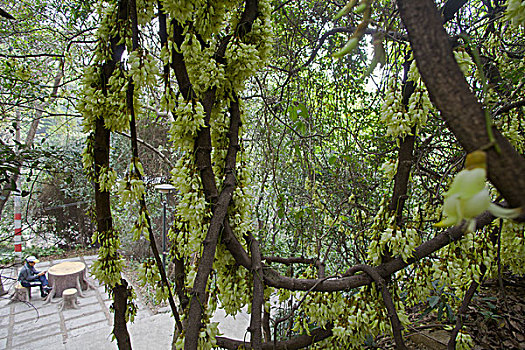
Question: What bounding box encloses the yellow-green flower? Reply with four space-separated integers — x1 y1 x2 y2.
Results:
436 151 521 231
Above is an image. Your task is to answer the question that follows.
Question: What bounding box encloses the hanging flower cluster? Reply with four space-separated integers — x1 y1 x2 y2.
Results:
382 226 421 262
128 49 158 88
318 286 408 349
97 166 118 192
136 0 155 25
180 34 226 95
215 244 251 315
455 328 475 350
453 49 474 76
500 221 525 275
379 76 431 142
77 1 130 292
91 229 125 287
138 259 170 304
168 98 206 151
379 159 397 180
367 222 421 264
497 115 525 153
505 0 525 26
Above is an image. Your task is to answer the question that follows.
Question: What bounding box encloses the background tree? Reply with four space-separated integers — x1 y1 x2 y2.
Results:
1 0 524 349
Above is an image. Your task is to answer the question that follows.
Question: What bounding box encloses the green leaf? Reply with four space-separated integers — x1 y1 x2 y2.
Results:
296 103 309 119
446 304 455 322
328 155 337 165
296 121 306 134
288 106 298 122
428 295 440 308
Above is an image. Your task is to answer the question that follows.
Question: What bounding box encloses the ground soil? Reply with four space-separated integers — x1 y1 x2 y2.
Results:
377 273 525 349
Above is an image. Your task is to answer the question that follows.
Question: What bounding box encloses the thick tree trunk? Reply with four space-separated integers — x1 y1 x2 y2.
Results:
113 279 132 350
93 106 132 348
397 0 525 210
91 1 132 348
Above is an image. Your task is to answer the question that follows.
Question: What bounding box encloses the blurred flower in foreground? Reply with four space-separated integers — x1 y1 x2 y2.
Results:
435 151 521 232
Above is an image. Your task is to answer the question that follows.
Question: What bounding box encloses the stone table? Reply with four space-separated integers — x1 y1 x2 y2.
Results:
44 261 94 304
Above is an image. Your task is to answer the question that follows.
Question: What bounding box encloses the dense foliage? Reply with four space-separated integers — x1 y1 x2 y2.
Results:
1 0 524 349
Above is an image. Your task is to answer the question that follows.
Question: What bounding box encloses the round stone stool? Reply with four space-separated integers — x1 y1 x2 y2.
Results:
59 288 80 311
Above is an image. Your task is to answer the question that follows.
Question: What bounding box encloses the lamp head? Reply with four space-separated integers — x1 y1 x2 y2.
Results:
155 184 176 194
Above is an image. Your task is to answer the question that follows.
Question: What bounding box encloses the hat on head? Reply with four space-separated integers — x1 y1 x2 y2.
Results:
26 256 39 263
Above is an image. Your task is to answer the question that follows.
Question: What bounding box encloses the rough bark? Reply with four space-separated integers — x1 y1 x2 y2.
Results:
184 97 242 349
173 256 189 310
263 256 318 265
397 0 525 210
248 233 264 349
113 278 132 350
221 219 252 269
93 0 132 347
262 309 271 342
216 326 333 350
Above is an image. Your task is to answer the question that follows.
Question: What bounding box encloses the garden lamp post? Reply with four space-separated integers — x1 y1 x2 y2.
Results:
154 183 176 271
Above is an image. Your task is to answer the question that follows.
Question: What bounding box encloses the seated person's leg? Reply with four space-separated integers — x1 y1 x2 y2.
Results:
20 281 32 288
37 275 52 295
37 275 49 286
21 280 43 298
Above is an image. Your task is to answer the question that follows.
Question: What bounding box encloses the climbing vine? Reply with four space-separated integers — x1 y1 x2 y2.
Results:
74 0 525 349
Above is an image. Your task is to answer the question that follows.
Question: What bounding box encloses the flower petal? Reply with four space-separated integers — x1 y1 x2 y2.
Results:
488 204 522 219
462 188 491 218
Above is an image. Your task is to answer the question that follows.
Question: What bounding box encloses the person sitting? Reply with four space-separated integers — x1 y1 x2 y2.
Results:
18 256 52 298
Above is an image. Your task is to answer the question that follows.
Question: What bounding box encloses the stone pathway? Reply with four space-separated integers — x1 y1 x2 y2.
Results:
0 255 250 349
0 255 151 349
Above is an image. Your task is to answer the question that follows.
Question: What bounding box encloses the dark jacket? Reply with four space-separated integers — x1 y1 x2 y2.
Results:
18 263 40 283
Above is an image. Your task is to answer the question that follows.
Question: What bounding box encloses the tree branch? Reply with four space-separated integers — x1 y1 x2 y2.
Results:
263 211 495 292
396 0 525 210
263 256 317 265
222 219 252 268
344 265 407 350
216 325 333 350
492 99 525 116
115 131 173 168
184 96 242 349
247 233 264 349
0 53 64 58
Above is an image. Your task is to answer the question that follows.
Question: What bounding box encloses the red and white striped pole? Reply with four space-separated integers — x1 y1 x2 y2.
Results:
14 180 22 260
